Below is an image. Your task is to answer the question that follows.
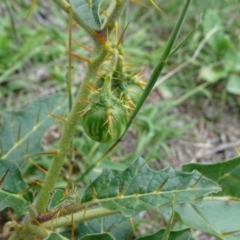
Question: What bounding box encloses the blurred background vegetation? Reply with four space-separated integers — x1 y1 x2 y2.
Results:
1 0 240 239
1 0 240 168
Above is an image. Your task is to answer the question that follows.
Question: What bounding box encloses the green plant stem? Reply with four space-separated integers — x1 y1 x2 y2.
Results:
35 51 107 213
102 0 130 36
126 0 192 129
11 208 120 239
43 207 119 229
35 0 130 215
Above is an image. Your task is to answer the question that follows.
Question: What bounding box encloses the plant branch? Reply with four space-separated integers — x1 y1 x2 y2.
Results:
42 207 119 230
21 208 120 239
102 0 130 37
34 51 108 213
35 0 130 215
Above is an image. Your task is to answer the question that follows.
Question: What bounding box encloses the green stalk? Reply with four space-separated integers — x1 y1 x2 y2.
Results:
13 208 120 239
35 0 130 214
43 207 119 229
126 0 192 128
35 51 107 212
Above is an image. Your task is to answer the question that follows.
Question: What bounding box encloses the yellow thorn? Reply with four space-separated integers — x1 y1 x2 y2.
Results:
116 22 130 48
76 107 91 116
0 169 10 187
135 161 148 174
35 107 41 126
100 9 109 18
16 123 21 144
221 229 240 236
85 0 92 7
155 177 169 193
29 158 48 175
19 182 37 196
66 51 91 64
150 0 163 14
131 0 148 8
119 180 125 196
136 80 147 88
135 186 143 197
129 217 135 233
114 22 119 43
92 30 106 46
47 112 66 122
25 0 37 19
71 213 75 240
191 174 203 189
68 148 82 157
90 181 97 200
72 40 92 52
35 151 58 157
33 218 49 234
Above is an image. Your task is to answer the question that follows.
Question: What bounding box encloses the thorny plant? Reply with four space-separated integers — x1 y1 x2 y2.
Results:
1 1 240 240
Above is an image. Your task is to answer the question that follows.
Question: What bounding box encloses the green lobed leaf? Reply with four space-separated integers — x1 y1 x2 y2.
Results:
82 157 221 219
176 197 240 240
226 74 240 95
0 94 66 165
60 214 132 240
0 159 32 213
44 232 69 240
136 228 191 240
181 156 240 198
47 189 75 211
79 233 115 240
70 0 102 30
